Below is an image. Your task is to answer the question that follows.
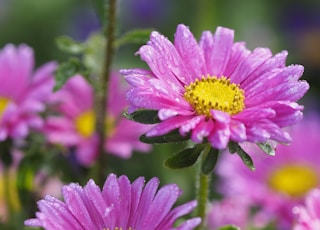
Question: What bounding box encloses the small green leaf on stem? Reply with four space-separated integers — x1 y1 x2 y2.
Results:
56 36 84 54
114 28 154 48
257 141 275 156
165 145 205 169
227 141 238 154
201 147 219 175
236 144 255 171
140 129 190 144
124 110 160 124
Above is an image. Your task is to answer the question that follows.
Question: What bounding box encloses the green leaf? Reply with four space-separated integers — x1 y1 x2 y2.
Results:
236 144 255 171
114 28 154 48
201 147 219 174
124 110 160 124
227 141 238 154
56 36 84 54
218 225 241 230
16 154 42 205
0 139 13 167
82 33 105 75
140 129 190 144
164 145 205 169
54 57 89 91
257 141 275 156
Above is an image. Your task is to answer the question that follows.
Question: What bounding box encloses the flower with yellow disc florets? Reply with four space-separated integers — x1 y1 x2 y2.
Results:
121 24 309 152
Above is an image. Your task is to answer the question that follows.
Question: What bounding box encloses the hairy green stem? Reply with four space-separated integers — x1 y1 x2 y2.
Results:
195 144 212 230
94 0 117 185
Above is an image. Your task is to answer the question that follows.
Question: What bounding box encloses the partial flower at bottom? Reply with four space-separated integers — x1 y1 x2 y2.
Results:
25 173 201 230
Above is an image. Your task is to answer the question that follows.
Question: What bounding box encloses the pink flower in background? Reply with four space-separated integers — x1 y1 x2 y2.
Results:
207 196 250 229
207 196 271 229
0 44 56 141
293 188 320 230
121 24 308 149
44 73 151 166
25 173 201 230
216 115 320 229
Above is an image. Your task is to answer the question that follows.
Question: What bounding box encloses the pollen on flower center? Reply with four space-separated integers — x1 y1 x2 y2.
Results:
0 97 10 118
75 110 116 138
184 75 245 117
268 164 319 197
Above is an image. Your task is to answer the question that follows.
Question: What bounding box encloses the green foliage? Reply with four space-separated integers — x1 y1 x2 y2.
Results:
257 141 275 156
236 145 255 171
124 110 160 124
228 141 255 171
17 153 42 205
201 147 219 175
140 129 190 144
218 225 241 230
164 145 205 169
114 29 154 48
56 36 85 54
0 139 13 167
54 57 89 91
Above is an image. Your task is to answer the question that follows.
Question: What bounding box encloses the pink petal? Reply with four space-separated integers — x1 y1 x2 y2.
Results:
224 42 250 77
208 123 231 149
241 50 288 89
191 119 214 143
200 27 234 76
174 24 206 82
137 45 184 93
230 47 272 84
146 115 193 137
142 184 181 228
179 115 205 136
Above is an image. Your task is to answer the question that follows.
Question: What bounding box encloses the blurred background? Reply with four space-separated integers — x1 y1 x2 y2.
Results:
0 0 320 229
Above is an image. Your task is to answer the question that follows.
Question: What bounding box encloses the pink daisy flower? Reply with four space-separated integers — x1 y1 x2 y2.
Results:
121 24 309 149
293 188 320 230
0 44 56 141
25 173 201 230
216 115 320 229
44 73 151 166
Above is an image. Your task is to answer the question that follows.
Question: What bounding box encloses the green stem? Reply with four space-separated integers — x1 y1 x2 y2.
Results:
94 0 117 185
195 144 212 230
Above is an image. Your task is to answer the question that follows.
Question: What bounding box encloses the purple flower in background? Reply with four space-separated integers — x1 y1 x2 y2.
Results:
0 44 56 141
216 115 320 228
122 24 309 150
293 188 320 230
25 173 201 230
44 73 151 166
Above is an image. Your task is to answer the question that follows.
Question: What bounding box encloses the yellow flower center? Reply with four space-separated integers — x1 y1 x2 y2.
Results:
75 110 96 138
268 163 319 197
184 76 245 117
0 97 10 118
75 110 116 138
